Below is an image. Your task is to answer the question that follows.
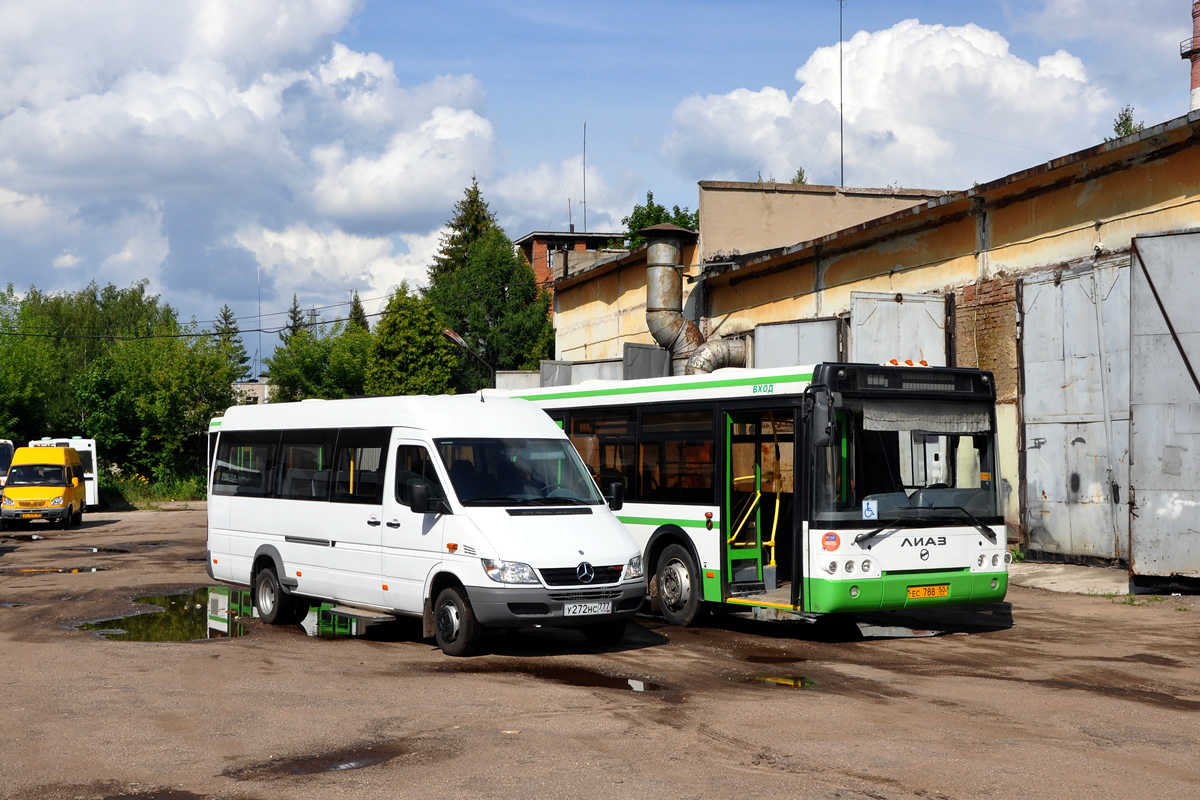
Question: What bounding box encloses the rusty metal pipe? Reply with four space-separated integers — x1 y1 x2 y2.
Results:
645 235 703 374
685 337 747 374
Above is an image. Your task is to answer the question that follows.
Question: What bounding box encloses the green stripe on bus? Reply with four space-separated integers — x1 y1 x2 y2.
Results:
616 515 710 529
514 372 813 402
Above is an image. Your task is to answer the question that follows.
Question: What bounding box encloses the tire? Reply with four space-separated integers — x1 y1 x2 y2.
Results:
73 507 83 527
433 586 481 657
255 567 297 625
655 543 706 627
581 619 628 647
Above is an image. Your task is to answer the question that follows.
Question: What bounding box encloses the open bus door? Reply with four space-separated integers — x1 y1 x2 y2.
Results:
724 409 797 607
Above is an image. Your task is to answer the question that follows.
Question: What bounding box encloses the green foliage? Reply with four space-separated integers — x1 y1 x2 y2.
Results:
99 471 207 510
791 167 808 185
618 191 699 249
364 284 458 396
425 227 553 391
264 318 370 402
429 176 499 283
348 291 370 332
1107 104 1145 141
282 294 306 344
214 303 249 381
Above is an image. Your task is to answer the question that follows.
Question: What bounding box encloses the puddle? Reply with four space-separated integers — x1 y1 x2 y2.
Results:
744 653 806 665
743 675 818 689
137 541 180 548
0 602 27 608
71 546 132 554
0 565 105 575
79 587 251 641
224 741 408 779
0 533 45 541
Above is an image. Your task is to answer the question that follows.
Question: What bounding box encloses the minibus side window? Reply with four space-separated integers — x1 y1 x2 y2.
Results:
212 432 280 497
331 428 390 505
395 445 444 507
278 429 336 501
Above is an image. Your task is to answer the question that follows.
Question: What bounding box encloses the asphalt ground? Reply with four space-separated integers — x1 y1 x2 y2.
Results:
0 507 1197 800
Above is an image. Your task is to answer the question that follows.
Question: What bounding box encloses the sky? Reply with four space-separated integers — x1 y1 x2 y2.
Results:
0 0 1192 370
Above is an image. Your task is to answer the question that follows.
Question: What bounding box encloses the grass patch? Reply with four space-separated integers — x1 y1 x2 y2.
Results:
100 472 206 510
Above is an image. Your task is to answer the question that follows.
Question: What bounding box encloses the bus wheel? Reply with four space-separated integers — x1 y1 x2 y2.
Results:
434 586 481 657
581 620 627 646
255 567 295 625
657 544 705 627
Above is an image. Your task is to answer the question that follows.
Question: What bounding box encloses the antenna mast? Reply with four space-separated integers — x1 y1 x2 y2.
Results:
582 122 587 232
839 0 845 188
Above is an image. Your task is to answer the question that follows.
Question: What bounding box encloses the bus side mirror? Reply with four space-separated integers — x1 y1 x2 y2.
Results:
811 391 841 448
606 482 624 512
411 482 445 515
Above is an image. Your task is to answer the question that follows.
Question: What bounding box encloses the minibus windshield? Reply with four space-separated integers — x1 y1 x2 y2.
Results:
7 464 66 487
437 438 605 507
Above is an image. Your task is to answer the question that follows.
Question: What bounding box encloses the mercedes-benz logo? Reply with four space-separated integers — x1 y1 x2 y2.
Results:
576 562 595 583
920 548 930 561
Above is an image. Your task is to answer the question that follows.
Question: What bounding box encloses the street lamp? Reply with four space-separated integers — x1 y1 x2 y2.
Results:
442 329 495 388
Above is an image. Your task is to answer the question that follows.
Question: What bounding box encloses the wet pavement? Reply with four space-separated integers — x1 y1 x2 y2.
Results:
0 509 1197 800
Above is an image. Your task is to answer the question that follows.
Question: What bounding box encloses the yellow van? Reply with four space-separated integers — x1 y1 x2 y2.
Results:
1 446 85 529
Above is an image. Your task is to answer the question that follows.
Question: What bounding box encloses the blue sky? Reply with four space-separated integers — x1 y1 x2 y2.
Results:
0 1 1191 368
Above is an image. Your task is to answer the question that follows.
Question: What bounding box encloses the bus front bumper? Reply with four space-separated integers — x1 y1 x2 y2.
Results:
466 580 646 629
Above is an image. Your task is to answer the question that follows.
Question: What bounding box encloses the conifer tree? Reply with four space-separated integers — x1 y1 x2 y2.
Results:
427 176 499 283
348 291 370 332
213 303 250 381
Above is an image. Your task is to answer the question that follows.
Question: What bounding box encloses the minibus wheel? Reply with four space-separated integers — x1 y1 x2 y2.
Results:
255 567 296 625
433 586 481 657
581 620 627 646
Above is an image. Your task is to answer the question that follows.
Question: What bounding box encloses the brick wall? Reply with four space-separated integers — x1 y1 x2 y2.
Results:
954 277 1018 403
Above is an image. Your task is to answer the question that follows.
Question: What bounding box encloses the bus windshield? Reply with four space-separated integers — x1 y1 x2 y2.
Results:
436 438 605 507
813 398 1000 526
7 465 67 487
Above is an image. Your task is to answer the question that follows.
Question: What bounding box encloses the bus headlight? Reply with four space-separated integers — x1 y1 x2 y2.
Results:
844 560 855 573
623 554 644 580
861 559 872 573
482 559 540 584
991 554 1000 567
977 554 986 567
50 496 63 506
827 561 838 574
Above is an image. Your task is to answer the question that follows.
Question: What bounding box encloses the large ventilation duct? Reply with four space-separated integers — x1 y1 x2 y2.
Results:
642 224 746 375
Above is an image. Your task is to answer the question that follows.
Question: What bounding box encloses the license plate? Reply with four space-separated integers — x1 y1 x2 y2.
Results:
563 601 612 617
21 512 40 519
908 584 949 599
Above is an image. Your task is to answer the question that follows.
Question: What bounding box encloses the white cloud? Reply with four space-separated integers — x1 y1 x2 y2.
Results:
0 187 64 232
663 19 1110 190
493 156 624 237
308 106 496 227
52 252 81 269
98 207 170 291
235 223 433 312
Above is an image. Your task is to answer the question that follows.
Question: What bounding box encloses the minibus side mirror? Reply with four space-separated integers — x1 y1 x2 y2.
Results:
410 482 448 515
606 482 624 512
72 477 80 487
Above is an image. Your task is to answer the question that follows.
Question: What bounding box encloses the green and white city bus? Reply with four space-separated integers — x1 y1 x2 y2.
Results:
511 362 1009 625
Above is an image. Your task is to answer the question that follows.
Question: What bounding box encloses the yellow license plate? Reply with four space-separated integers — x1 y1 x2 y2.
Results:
907 584 949 599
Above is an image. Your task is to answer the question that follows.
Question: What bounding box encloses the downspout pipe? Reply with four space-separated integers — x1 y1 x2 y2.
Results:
643 226 704 375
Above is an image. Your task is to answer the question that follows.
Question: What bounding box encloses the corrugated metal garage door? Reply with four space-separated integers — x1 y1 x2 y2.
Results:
1129 231 1200 579
1020 261 1129 561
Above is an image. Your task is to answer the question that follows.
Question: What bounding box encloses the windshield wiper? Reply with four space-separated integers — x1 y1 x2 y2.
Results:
853 516 944 546
923 506 998 542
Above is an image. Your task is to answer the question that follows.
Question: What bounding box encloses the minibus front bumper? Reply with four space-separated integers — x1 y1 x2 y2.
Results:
2 506 69 523
467 579 646 629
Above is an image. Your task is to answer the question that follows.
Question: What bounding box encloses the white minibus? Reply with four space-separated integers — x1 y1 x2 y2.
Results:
206 393 645 656
31 437 100 509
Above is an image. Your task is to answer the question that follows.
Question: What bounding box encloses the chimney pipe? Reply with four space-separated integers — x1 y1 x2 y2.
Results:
1184 1 1200 111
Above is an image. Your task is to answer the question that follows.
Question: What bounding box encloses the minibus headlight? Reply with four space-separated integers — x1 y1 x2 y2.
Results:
481 559 540 584
623 555 644 580
1 496 12 507
50 496 63 506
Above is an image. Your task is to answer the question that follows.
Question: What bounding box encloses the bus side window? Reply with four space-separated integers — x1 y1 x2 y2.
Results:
395 445 444 507
569 408 636 497
330 428 390 505
212 432 280 497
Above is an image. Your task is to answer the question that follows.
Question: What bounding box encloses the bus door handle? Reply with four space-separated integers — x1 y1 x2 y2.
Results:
385 520 401 529
366 517 382 527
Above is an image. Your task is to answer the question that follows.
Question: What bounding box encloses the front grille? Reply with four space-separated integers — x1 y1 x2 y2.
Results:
19 501 47 509
539 565 624 586
548 588 622 602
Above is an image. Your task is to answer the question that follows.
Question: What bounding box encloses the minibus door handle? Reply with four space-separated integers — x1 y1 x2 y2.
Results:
385 520 401 529
366 517 382 527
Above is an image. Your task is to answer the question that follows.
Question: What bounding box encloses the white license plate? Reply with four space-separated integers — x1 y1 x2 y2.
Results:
563 601 612 617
